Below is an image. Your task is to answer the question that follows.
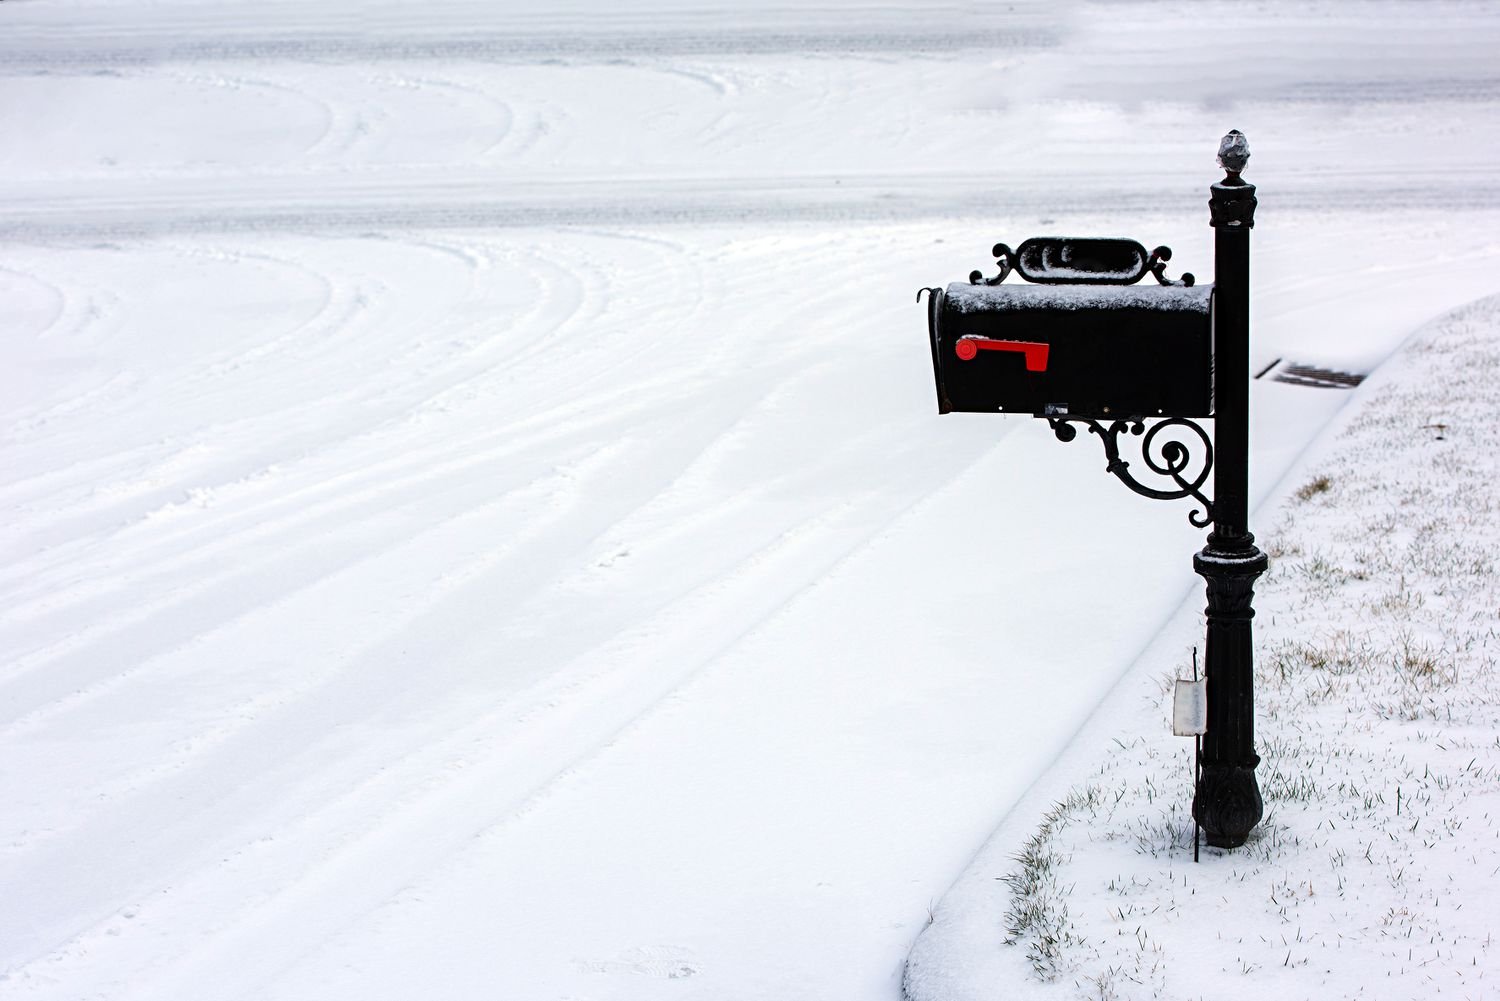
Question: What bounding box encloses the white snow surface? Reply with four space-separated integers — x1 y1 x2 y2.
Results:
944 282 1213 313
3 2 1500 999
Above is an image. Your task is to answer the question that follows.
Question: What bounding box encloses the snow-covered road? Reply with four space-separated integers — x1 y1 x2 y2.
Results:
4 2 1500 998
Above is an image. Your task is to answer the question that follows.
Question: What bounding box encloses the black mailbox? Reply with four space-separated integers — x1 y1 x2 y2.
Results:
924 238 1214 419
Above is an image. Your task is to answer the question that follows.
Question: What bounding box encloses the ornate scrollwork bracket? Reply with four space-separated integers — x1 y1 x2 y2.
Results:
1145 246 1195 287
1047 416 1215 527
968 243 1018 286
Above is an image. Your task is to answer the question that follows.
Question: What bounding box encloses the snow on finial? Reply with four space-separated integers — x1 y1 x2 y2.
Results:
1217 130 1250 176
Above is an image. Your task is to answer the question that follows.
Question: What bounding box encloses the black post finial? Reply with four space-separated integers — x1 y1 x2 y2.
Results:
1210 131 1257 229
1217 130 1250 179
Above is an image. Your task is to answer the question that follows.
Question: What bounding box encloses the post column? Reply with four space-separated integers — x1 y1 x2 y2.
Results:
1192 130 1267 849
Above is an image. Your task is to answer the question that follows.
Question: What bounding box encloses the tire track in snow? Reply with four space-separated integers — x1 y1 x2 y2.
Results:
137 504 880 1001
4 432 980 1001
0 371 782 972
2 221 962 723
0 244 331 547
290 70 526 165
363 72 522 163
0 229 712 727
0 426 639 813
2 291 125 426
2 235 564 639
0 228 589 585
2 213 1034 998
160 69 337 164
649 61 740 99
187 246 340 380
172 392 1016 1001
0 433 177 526
0 251 350 559
0 379 703 734
0 355 729 735
0 226 972 996
0 232 562 565
0 263 65 344
0 333 732 717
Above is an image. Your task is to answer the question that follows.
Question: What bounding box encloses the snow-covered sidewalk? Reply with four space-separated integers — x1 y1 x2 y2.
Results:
905 294 1500 999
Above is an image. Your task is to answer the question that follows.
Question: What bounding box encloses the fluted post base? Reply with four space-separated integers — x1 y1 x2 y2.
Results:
1191 542 1267 848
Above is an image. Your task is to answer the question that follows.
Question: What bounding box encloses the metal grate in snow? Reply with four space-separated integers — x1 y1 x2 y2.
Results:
1255 358 1367 389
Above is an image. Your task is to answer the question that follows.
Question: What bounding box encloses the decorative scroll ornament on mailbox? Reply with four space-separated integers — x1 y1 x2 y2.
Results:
919 236 1216 526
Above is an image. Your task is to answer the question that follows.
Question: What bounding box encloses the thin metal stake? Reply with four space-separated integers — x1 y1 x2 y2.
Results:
1193 646 1201 864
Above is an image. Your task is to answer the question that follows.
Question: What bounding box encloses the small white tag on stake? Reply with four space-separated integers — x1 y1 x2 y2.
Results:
1173 678 1207 736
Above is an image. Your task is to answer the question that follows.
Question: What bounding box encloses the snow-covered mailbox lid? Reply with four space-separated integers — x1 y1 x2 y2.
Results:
925 238 1214 419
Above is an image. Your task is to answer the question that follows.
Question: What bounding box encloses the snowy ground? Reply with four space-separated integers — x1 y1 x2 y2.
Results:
905 294 1500 1001
4 2 1500 999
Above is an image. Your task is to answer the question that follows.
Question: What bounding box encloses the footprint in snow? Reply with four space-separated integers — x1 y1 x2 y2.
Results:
575 945 699 978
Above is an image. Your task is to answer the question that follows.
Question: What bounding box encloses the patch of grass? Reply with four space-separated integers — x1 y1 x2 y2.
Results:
1367 575 1426 617
1294 474 1333 502
1286 552 1353 594
1002 786 1100 979
1262 767 1321 803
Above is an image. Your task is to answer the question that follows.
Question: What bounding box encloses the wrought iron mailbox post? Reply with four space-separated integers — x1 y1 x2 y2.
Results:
920 132 1267 849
